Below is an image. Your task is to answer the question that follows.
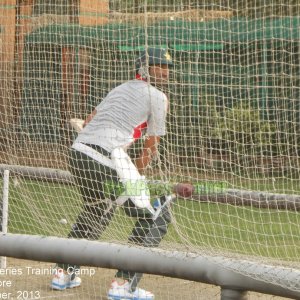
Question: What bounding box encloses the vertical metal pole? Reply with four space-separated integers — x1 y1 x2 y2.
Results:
1 170 10 268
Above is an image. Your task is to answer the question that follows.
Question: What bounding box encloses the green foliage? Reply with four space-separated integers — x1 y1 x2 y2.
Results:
214 102 277 155
172 96 278 157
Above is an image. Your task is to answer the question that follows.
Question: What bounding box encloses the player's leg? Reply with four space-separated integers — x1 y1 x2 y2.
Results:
108 148 173 299
52 148 119 290
123 197 171 281
108 196 172 300
66 148 119 241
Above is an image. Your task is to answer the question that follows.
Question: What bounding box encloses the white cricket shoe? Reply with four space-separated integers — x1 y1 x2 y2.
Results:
51 268 81 290
107 279 154 300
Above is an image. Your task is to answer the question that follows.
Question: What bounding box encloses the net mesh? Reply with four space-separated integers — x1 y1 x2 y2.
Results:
0 0 299 298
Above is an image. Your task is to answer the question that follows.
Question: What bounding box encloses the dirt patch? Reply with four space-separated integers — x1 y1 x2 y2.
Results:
0 258 293 300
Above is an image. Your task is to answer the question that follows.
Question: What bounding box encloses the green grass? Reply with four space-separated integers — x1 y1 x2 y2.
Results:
8 180 82 236
3 178 300 263
167 200 299 261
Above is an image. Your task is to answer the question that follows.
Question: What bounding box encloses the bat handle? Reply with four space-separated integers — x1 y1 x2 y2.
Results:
152 194 175 220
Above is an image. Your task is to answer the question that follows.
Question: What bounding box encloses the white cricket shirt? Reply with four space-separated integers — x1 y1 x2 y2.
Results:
74 79 168 152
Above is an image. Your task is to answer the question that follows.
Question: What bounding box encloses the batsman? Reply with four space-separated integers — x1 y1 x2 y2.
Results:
51 47 193 300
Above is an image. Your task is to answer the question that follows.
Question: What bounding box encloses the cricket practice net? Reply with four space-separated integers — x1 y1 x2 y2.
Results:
0 1 299 299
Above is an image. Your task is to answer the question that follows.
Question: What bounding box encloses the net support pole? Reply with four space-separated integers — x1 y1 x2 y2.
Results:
0 233 299 299
0 170 9 269
221 289 247 300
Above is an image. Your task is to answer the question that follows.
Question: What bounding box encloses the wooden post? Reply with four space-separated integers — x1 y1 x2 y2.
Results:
15 1 33 76
0 0 16 63
0 0 16 154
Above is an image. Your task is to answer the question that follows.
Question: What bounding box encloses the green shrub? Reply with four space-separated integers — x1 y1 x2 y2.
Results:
213 102 277 156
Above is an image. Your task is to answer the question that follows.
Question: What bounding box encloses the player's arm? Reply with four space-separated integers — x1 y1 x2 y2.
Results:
135 135 160 174
83 109 97 127
70 109 97 132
